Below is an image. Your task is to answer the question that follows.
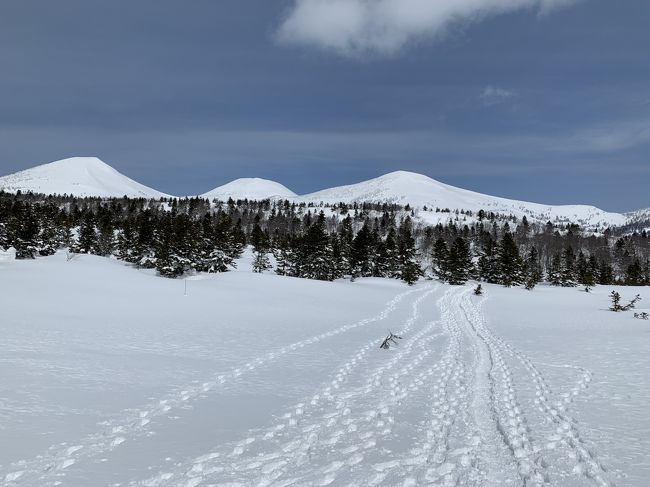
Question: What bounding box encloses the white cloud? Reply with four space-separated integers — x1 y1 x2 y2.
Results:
277 0 583 56
480 85 515 105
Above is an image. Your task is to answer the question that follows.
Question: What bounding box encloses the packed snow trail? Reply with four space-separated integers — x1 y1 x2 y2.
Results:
129 285 442 486
124 285 614 487
1 284 621 487
0 285 429 487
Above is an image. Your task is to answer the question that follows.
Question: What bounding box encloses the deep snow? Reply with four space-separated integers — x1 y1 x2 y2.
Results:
0 157 169 199
1 254 649 486
299 171 627 229
200 178 297 201
1 159 643 229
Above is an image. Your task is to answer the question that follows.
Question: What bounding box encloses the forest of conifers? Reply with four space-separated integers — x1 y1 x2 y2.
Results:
1 191 648 287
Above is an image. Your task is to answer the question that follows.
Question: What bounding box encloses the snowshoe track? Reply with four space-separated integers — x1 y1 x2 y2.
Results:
3 284 615 487
132 285 442 486
1 286 427 487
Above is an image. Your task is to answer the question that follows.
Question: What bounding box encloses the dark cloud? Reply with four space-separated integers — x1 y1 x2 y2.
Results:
0 0 648 211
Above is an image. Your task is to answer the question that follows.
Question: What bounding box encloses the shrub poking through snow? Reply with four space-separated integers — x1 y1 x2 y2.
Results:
380 331 402 350
634 312 649 320
610 291 642 312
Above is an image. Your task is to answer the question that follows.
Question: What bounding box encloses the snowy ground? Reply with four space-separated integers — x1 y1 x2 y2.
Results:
1 253 649 486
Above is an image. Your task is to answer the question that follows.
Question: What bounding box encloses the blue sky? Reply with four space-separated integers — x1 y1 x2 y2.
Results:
0 0 648 211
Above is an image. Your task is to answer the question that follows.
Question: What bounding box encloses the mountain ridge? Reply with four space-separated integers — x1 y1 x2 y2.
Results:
0 158 645 229
299 170 629 228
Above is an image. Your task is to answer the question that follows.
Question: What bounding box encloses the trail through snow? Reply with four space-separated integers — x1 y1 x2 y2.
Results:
2 258 646 486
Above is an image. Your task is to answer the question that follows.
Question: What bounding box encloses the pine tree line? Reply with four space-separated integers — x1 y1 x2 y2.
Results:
1 191 649 286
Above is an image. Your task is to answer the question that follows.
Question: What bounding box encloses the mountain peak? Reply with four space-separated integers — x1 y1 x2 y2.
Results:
300 170 626 228
0 157 169 198
201 177 297 201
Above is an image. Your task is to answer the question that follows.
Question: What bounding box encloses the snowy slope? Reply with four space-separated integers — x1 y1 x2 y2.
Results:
0 159 643 228
623 207 650 232
0 157 170 199
200 177 297 201
1 254 649 485
301 170 628 228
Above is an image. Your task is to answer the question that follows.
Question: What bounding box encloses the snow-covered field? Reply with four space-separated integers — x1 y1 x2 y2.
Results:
1 254 649 486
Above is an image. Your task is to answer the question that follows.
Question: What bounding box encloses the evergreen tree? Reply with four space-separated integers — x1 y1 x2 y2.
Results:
0 221 8 250
447 236 473 285
548 253 563 286
74 213 98 254
37 217 59 256
478 233 499 283
298 212 334 281
273 235 293 276
350 223 376 278
329 235 348 280
7 201 40 258
396 217 421 285
1 188 650 288
250 223 269 251
576 251 595 287
374 228 399 278
588 255 599 285
524 246 542 290
134 211 156 267
117 220 137 263
96 212 115 256
598 260 614 285
432 237 450 281
153 215 190 278
252 249 272 273
496 232 523 287
626 259 644 285
339 216 354 275
559 246 578 287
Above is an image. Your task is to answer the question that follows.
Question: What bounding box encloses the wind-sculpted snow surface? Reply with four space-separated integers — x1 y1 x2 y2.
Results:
1 255 649 485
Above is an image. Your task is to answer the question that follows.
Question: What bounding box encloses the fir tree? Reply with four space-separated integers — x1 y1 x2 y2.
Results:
7 201 40 259
74 213 98 254
559 246 578 287
375 228 399 278
548 253 563 286
432 237 449 281
117 220 138 262
273 236 293 276
524 246 542 290
626 259 644 286
396 217 421 285
598 260 614 285
496 232 523 287
350 223 376 278
576 251 595 287
299 212 334 281
0 221 8 250
250 223 269 251
96 213 115 257
478 233 499 283
447 237 473 285
252 249 272 273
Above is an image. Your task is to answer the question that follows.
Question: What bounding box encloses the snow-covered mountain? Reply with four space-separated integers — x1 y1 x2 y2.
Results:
300 171 628 229
200 178 297 201
0 157 169 199
1 159 643 229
